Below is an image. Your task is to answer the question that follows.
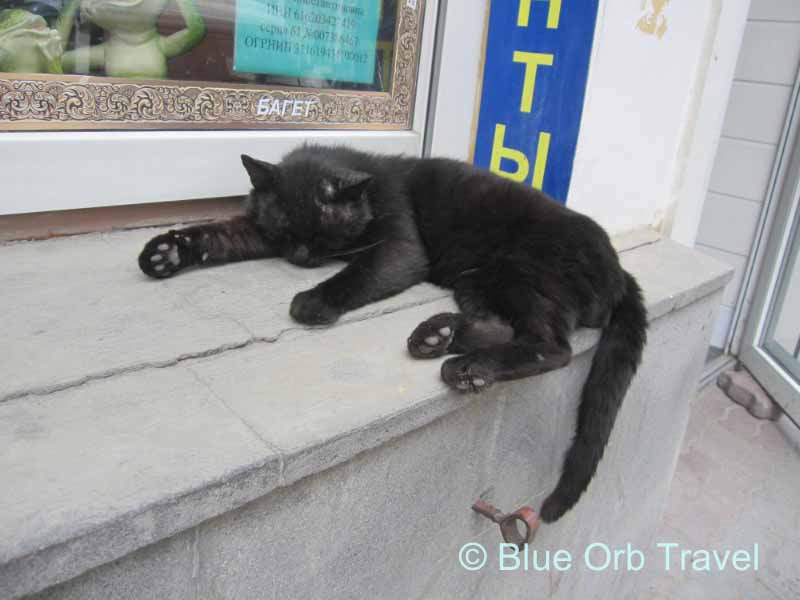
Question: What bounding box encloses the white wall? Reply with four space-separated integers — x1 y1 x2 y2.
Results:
430 0 752 238
693 0 800 349
569 1 714 234
667 0 752 246
1 0 753 236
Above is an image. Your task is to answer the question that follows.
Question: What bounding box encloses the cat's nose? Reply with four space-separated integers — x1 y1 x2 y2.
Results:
290 245 310 266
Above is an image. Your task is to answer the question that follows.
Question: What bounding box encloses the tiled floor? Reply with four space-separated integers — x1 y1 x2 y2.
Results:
640 383 800 599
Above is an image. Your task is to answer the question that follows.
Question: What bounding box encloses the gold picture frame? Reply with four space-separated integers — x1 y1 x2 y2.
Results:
0 0 425 131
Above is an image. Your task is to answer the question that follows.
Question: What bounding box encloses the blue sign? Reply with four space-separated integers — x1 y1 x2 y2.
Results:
234 0 380 84
472 0 599 203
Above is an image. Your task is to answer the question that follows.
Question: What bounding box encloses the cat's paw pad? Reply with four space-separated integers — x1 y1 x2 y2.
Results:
441 356 495 393
138 231 192 279
407 313 458 359
290 289 341 325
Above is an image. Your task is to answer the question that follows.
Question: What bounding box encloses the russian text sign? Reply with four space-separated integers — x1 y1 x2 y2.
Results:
234 0 380 84
473 0 599 203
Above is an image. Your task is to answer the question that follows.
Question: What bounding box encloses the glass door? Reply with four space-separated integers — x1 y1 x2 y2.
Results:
741 92 800 423
762 216 800 376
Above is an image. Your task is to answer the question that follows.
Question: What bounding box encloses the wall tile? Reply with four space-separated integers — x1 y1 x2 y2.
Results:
723 81 792 144
709 138 776 201
697 192 763 256
735 21 800 85
749 0 800 22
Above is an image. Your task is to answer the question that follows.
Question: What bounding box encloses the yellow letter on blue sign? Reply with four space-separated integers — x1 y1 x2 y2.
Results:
474 0 599 202
490 124 552 189
517 0 562 29
491 124 529 183
512 51 554 113
531 131 551 190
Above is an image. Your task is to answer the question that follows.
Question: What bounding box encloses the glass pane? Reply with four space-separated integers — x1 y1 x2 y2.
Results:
0 0 398 92
763 200 800 382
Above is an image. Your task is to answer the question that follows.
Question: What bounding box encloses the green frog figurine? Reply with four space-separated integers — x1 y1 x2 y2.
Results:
0 8 64 74
57 0 207 78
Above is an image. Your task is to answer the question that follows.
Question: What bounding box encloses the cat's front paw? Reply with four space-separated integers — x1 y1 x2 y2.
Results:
290 289 341 325
408 313 458 358
441 355 495 393
138 231 195 279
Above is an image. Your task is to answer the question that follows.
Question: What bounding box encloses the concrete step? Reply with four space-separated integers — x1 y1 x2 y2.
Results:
0 227 732 598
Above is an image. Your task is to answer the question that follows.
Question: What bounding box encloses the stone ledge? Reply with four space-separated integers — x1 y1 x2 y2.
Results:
0 227 731 599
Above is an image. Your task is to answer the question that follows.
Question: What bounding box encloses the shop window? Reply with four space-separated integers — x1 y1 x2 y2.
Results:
0 0 425 130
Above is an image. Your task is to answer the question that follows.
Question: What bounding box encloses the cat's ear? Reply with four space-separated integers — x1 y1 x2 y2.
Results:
335 171 373 202
241 155 280 189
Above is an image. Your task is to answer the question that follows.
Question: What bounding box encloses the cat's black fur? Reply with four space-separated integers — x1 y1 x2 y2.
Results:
139 145 648 523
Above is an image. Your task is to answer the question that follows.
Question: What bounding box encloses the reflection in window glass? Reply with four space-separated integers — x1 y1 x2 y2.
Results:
766 209 800 363
0 0 397 92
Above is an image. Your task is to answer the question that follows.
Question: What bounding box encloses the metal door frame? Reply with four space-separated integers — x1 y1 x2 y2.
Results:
740 73 800 423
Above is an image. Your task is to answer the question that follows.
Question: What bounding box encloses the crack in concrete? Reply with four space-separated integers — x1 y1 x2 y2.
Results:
0 293 449 405
0 232 659 405
617 237 661 254
3 276 716 407
186 365 287 485
623 238 661 252
191 528 200 580
4 235 712 408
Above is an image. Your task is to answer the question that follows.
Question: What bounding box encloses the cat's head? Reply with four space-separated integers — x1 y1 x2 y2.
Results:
241 153 374 268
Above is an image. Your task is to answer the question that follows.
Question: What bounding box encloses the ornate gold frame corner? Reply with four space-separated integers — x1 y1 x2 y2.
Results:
0 0 425 131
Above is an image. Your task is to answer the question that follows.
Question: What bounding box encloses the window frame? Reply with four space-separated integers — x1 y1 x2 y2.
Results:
0 0 440 216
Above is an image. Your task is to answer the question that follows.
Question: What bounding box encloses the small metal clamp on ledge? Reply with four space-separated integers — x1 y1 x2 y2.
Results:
472 500 540 548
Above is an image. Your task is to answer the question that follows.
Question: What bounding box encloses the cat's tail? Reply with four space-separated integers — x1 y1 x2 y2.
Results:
540 270 648 523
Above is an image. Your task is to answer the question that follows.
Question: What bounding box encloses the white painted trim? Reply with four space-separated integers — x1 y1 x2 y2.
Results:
424 0 487 160
749 175 800 349
0 130 423 215
668 0 752 248
413 0 442 144
0 1 440 216
711 304 735 349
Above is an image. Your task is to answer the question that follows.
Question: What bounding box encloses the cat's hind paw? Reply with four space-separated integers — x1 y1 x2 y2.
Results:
138 231 194 279
441 355 495 393
407 313 458 359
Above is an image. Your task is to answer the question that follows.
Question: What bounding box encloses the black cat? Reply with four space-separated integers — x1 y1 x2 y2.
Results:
138 145 647 522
